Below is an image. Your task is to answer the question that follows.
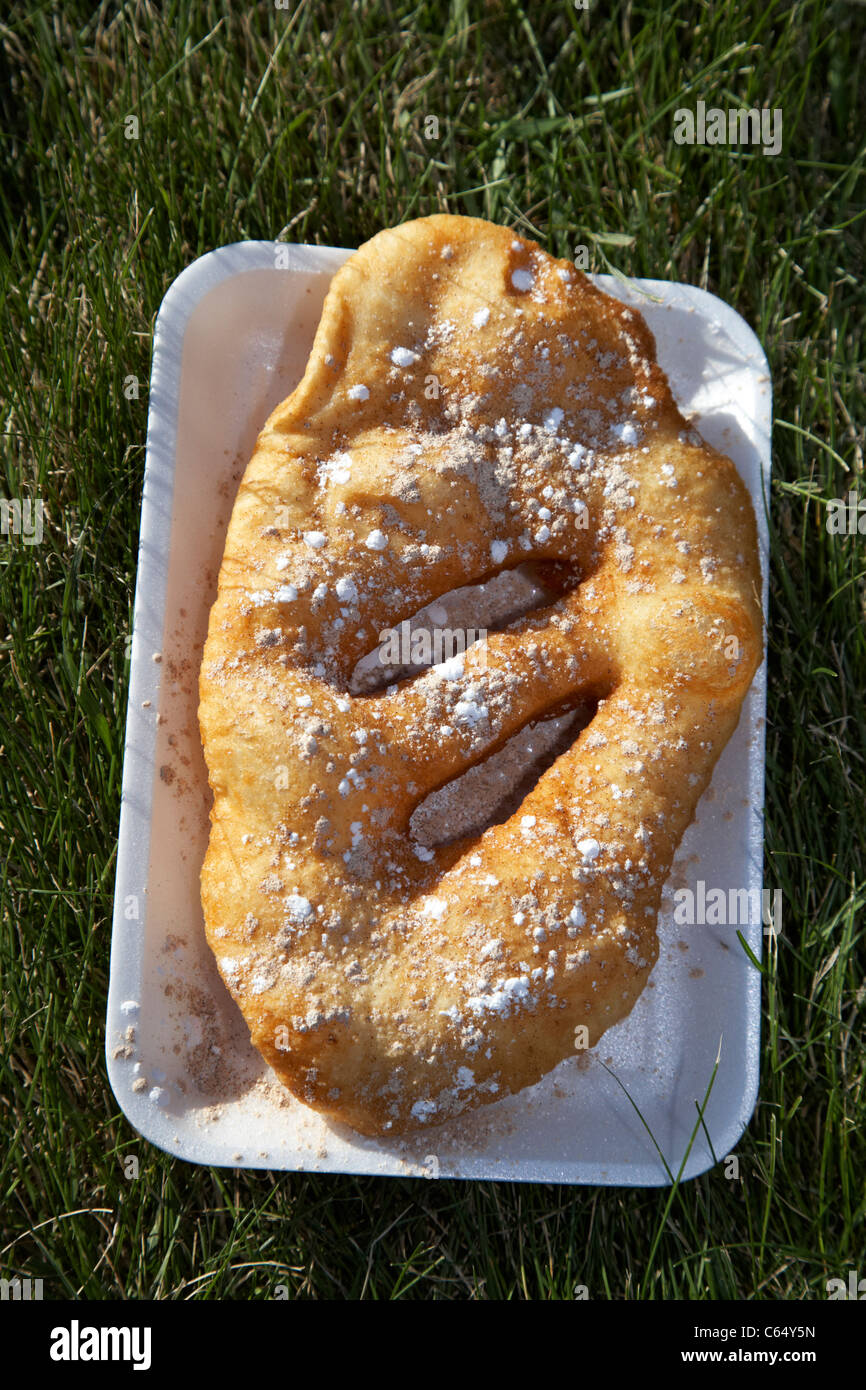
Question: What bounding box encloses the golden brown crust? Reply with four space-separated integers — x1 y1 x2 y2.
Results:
198 214 763 1136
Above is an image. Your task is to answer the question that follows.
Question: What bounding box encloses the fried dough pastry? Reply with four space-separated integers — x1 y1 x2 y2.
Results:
198 214 763 1136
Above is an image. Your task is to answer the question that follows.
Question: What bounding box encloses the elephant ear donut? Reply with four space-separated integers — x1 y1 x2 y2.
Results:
198 213 763 1137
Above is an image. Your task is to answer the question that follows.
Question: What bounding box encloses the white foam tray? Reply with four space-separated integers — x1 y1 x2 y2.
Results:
107 241 772 1184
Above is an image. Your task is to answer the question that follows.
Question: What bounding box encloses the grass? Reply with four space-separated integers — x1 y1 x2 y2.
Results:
1 0 864 1299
